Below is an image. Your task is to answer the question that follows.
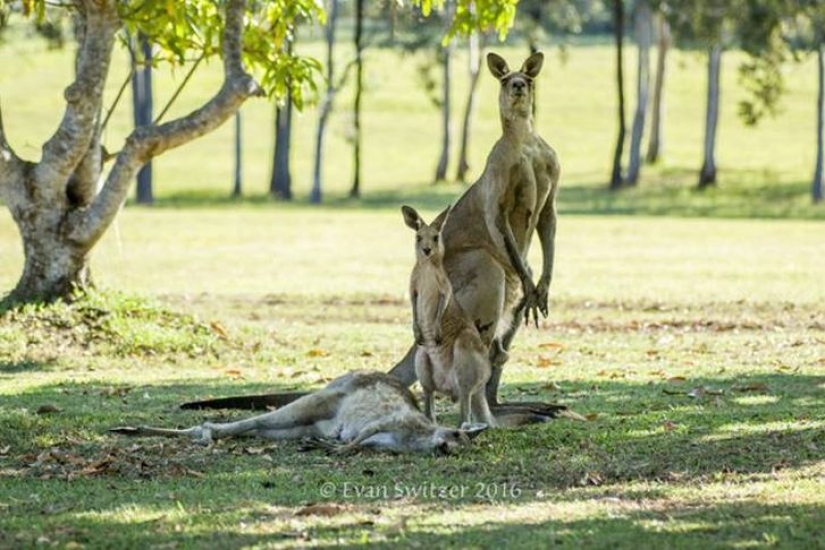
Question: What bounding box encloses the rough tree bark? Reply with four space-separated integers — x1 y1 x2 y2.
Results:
625 0 652 186
0 0 262 304
814 42 824 204
698 43 722 189
609 0 627 190
646 10 670 164
455 30 484 183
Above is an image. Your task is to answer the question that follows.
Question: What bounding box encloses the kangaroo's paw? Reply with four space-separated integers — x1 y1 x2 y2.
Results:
489 339 510 368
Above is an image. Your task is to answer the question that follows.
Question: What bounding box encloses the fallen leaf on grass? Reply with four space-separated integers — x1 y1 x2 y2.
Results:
295 504 344 517
662 420 679 432
535 356 562 368
306 349 328 358
210 322 229 340
580 471 603 486
666 376 687 384
0 445 10 455
584 413 599 422
225 369 243 379
539 342 565 351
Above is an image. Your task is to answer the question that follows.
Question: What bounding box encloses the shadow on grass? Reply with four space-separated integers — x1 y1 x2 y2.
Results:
0 358 59 374
1 372 823 547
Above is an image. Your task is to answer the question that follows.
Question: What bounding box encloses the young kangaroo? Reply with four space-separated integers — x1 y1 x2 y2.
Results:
403 205 496 429
111 371 485 455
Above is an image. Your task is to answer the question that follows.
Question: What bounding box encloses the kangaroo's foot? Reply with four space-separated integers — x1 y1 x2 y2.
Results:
489 401 570 427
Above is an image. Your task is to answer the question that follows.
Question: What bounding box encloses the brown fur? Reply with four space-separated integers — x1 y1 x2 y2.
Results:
391 52 561 422
402 205 496 428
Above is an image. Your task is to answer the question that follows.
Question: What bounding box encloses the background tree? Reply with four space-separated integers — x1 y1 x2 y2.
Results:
232 111 242 198
350 0 366 198
625 0 653 186
609 0 627 190
311 0 342 204
646 5 670 164
0 0 323 304
130 32 153 205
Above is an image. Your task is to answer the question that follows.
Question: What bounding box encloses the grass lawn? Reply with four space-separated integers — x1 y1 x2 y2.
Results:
2 20 825 550
1 207 824 549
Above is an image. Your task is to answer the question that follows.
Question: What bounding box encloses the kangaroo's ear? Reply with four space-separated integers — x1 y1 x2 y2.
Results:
431 204 452 232
401 205 423 230
487 52 509 80
521 52 544 79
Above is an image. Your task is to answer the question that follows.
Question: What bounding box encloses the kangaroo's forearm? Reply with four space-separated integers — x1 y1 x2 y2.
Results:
536 202 557 286
496 211 532 284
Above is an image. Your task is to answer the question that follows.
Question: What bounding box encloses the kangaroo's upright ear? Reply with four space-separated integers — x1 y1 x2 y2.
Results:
431 204 452 233
402 205 423 230
521 52 544 79
487 52 510 80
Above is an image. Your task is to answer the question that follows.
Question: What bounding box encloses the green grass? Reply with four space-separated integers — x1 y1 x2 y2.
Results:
2 21 825 550
1 208 825 548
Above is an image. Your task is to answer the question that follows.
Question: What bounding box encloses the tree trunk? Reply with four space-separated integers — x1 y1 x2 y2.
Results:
271 99 293 200
609 0 627 190
311 0 339 204
646 11 670 164
434 0 454 183
132 33 153 205
1 0 262 305
814 42 824 204
270 36 293 201
232 111 242 197
455 31 483 183
349 0 365 199
625 0 652 186
698 43 722 189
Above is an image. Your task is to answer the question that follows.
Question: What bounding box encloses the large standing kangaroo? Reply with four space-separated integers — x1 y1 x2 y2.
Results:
180 53 564 425
388 52 562 423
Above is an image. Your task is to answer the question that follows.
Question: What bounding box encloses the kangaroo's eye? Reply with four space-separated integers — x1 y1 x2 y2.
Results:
416 236 422 243
434 235 439 243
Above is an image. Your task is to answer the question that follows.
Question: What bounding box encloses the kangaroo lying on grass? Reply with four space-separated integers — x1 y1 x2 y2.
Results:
112 371 485 455
403 205 496 429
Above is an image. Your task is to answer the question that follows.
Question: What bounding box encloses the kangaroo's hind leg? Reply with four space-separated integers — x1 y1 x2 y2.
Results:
202 387 346 440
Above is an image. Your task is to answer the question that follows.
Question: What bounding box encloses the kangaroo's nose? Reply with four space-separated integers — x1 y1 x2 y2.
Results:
422 247 432 256
513 80 526 91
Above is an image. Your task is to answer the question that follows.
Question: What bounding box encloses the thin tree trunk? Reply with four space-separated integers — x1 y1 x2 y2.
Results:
270 38 293 201
646 11 670 164
625 0 652 186
609 0 627 190
232 111 242 197
132 33 153 205
271 99 293 200
349 0 365 199
455 31 484 183
311 0 339 204
699 43 722 189
434 0 454 183
813 42 824 204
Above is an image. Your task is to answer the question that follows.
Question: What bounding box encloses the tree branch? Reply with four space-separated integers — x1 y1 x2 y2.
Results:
33 1 120 197
68 0 262 248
